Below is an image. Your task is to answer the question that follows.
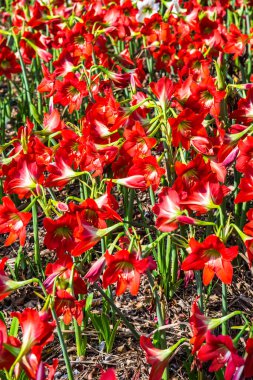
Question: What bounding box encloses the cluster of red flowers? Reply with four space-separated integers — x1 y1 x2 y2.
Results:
0 0 253 379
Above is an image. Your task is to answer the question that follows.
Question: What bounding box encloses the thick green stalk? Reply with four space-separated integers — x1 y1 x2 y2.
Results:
93 283 140 340
32 199 43 278
222 283 228 335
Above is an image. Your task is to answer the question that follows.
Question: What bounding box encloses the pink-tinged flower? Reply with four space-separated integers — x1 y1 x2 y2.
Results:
245 338 253 378
0 319 21 370
181 235 238 286
150 77 175 111
180 181 230 214
0 196 32 246
198 331 244 380
84 255 106 283
11 309 55 355
46 151 85 189
100 368 118 380
153 188 183 232
113 175 147 190
103 250 156 296
140 336 186 380
4 158 44 199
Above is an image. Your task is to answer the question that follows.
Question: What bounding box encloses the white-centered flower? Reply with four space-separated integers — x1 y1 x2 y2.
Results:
136 0 160 23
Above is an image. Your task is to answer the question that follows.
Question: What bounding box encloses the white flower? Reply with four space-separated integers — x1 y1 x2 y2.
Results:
136 0 160 23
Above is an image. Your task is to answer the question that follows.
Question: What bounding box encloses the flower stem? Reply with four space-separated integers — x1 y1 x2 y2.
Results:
93 283 140 340
222 283 228 335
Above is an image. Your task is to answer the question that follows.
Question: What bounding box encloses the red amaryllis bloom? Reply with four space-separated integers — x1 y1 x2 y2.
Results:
20 31 52 64
4 158 45 199
53 73 88 113
103 250 156 296
54 291 85 326
84 255 106 283
198 331 244 380
180 181 229 214
230 88 253 125
0 196 32 246
11 309 55 355
245 338 253 378
46 151 85 189
44 254 86 296
224 24 248 59
140 336 186 380
128 156 165 191
113 175 147 190
0 319 21 370
150 77 175 111
0 44 21 78
122 122 157 158
169 109 207 149
43 214 77 256
100 368 118 380
181 235 238 286
234 167 253 204
236 136 253 174
153 188 184 232
37 64 55 97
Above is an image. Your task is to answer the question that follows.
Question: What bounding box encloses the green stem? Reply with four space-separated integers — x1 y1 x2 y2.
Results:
32 199 43 278
222 283 228 335
195 271 204 312
93 283 140 340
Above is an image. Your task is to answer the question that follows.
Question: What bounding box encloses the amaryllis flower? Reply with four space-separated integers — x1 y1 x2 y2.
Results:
140 336 186 380
103 250 156 296
128 156 165 191
11 309 55 355
153 188 184 232
198 331 244 380
180 181 230 214
100 368 118 380
46 151 86 188
230 88 253 125
0 196 32 246
122 122 157 158
245 338 253 378
181 235 238 285
0 319 21 370
188 298 240 354
150 77 175 111
84 255 106 283
0 45 21 78
234 167 253 204
136 0 160 23
53 73 88 114
113 175 147 190
4 158 45 199
54 291 85 326
43 214 77 256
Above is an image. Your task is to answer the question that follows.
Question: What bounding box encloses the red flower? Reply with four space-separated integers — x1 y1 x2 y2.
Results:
153 188 183 232
0 44 21 78
198 331 244 380
53 73 88 113
4 158 45 199
140 336 186 380
122 122 157 158
100 368 118 380
245 338 253 378
0 319 21 370
128 156 165 191
0 196 32 246
181 235 238 285
43 214 76 256
11 309 55 355
150 77 175 111
230 88 253 125
103 250 156 296
234 167 253 204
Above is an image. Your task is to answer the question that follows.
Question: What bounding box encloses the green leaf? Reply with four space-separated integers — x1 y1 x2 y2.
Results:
107 320 120 353
30 104 41 124
9 317 19 337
